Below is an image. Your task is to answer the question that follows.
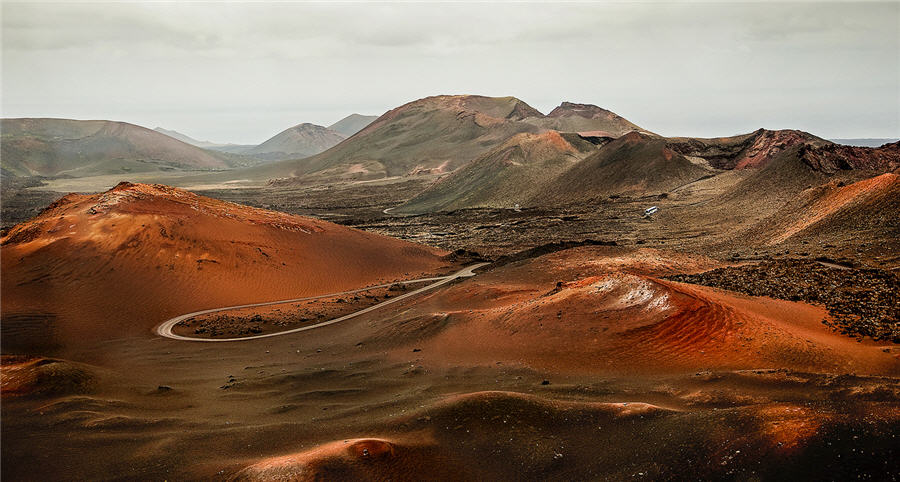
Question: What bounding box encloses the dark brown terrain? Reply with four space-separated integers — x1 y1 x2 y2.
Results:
172 282 416 339
2 96 898 481
668 260 900 342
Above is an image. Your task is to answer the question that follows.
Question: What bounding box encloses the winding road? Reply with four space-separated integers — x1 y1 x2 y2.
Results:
155 263 489 342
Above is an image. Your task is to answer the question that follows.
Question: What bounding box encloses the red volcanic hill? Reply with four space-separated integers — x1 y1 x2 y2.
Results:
667 128 831 170
0 182 447 352
697 141 900 254
368 246 897 376
799 141 900 172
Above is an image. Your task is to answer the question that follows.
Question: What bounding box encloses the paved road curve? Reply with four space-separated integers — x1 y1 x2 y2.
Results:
155 263 489 342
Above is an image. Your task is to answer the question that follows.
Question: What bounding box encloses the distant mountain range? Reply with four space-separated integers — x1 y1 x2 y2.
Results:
157 114 379 161
152 127 233 149
0 118 252 177
221 123 348 161
4 98 897 212
830 138 899 148
0 114 380 179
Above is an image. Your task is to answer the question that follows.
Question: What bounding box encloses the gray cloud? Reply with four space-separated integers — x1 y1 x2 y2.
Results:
2 1 897 144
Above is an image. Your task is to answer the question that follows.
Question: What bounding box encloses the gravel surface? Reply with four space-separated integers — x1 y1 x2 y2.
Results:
667 260 900 342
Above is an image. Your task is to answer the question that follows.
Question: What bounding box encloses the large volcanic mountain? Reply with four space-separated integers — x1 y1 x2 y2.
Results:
1 118 247 177
254 95 647 182
281 95 545 179
395 131 598 213
0 182 447 352
398 131 710 213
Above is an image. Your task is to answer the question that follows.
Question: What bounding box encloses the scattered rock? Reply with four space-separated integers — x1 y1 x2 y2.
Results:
667 259 899 342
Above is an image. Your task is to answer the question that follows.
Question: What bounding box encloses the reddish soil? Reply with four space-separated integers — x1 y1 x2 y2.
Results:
0 355 94 398
735 129 824 169
574 129 614 137
0 182 448 353
230 387 900 481
369 247 897 376
668 259 899 342
2 194 898 480
765 173 899 245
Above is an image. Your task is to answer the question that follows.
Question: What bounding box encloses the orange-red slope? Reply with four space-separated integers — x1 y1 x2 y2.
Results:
753 172 899 245
1 182 447 351
372 247 897 376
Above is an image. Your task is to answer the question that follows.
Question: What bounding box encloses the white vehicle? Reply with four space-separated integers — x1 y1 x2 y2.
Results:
643 206 659 217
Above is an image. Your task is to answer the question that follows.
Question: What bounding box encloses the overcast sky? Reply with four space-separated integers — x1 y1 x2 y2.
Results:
2 1 898 144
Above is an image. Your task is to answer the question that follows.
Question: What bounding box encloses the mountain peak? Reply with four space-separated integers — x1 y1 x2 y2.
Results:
528 101 647 137
247 123 346 159
392 95 543 120
290 122 330 131
547 102 617 119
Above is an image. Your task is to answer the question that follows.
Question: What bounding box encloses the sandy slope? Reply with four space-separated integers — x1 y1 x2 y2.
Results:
1 245 897 480
364 246 897 376
223 246 898 480
756 172 900 245
1 182 447 352
232 387 900 481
